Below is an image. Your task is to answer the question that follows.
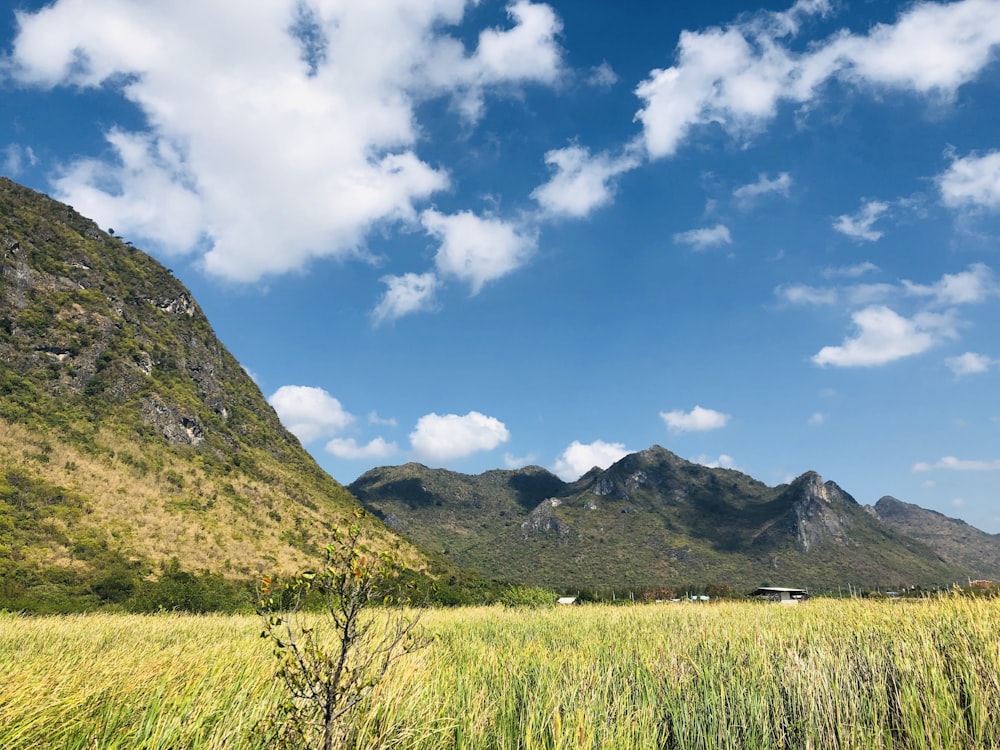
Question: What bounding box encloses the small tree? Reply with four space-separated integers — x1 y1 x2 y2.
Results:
259 512 425 750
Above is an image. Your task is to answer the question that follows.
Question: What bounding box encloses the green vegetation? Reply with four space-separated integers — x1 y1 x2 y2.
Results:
259 515 426 749
1 177 435 599
350 455 970 592
3 597 999 748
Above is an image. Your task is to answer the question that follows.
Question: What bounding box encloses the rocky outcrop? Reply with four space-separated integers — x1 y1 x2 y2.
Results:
521 498 573 540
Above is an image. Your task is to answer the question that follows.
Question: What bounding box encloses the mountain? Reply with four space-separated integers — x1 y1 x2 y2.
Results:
870 496 1000 580
350 446 968 592
0 177 420 610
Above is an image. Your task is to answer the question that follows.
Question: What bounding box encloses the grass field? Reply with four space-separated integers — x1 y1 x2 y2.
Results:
2 596 999 749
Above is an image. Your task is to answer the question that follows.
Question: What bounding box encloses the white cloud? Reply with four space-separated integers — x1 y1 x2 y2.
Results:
422 209 536 294
372 272 439 325
531 145 639 219
660 405 731 433
939 150 1000 209
410 411 510 462
694 453 737 469
368 411 398 428
775 283 838 306
822 262 879 279
673 224 732 250
951 497 966 508
9 0 564 283
808 412 826 426
325 436 397 461
634 0 1000 159
733 171 792 207
552 440 628 481
268 385 354 443
913 456 1000 472
586 61 618 88
945 352 995 376
903 263 997 306
504 451 538 469
3 143 38 175
833 200 890 242
812 306 955 367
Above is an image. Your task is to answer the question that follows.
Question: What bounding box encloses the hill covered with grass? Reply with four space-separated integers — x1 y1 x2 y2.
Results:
0 177 428 611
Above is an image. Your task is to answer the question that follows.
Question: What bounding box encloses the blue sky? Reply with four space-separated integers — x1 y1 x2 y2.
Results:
3 0 1000 533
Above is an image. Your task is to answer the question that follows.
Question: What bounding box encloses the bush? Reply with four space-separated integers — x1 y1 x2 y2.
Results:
498 584 557 608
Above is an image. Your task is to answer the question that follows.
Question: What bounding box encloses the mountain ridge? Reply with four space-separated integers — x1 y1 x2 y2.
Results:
351 445 983 591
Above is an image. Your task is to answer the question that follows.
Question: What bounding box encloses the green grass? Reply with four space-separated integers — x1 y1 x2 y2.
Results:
3 596 999 749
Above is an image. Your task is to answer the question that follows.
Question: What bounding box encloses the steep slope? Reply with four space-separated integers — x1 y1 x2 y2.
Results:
870 496 1000 580
0 177 416 608
352 446 967 591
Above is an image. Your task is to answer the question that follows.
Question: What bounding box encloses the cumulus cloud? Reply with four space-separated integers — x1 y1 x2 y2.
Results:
939 150 1000 210
8 0 564 283
673 224 732 250
552 440 629 481
833 200 890 242
634 0 1000 159
410 411 510 462
531 145 640 219
913 456 1000 472
903 263 997 307
945 352 995 376
733 171 792 208
325 436 397 461
660 406 731 433
811 306 956 367
268 385 354 443
422 209 536 294
694 453 737 469
372 272 439 325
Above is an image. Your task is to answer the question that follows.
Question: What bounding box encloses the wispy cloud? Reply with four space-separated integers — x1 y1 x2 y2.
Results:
776 264 994 368
673 224 732 250
913 456 1000 472
372 272 439 326
833 200 890 242
945 352 996 377
903 263 997 307
733 172 792 208
822 261 879 279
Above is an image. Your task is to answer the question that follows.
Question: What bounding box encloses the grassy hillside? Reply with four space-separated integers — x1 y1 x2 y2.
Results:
0 177 425 611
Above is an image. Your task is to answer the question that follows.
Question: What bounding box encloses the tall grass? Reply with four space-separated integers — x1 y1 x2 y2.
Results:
2 597 998 749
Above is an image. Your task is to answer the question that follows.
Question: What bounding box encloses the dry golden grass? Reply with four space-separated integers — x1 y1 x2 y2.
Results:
3 596 999 749
0 417 412 579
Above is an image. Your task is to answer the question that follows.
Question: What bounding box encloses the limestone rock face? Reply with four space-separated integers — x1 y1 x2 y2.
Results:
788 472 856 553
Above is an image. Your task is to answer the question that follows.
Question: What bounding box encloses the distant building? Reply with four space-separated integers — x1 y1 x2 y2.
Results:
751 586 808 604
556 596 578 605
970 580 994 589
